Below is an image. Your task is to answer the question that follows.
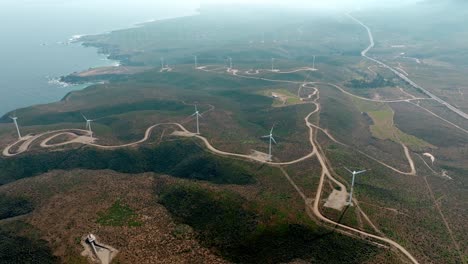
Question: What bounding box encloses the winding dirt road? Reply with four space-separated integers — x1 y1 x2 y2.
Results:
2 67 423 263
2 11 465 263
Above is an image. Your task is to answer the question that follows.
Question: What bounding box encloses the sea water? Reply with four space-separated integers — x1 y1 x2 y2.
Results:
0 1 197 115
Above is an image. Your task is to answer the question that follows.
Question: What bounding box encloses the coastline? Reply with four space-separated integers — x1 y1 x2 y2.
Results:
58 13 200 88
1 10 198 117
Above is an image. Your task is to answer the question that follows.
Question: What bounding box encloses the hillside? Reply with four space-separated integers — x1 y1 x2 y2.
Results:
0 5 466 264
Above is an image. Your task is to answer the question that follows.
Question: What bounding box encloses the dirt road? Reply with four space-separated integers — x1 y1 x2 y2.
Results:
347 13 468 121
1 65 423 263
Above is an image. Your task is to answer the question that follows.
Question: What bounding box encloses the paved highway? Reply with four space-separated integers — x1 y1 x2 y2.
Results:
347 13 468 121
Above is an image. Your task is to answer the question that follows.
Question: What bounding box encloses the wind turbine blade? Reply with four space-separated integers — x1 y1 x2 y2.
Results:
271 136 277 144
344 167 353 174
191 112 197 117
270 125 275 134
261 135 270 138
81 113 88 121
355 170 367 175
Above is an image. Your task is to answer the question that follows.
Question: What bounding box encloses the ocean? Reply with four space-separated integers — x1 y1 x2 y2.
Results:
0 1 197 115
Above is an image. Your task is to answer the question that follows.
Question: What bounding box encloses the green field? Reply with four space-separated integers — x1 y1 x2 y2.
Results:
97 200 141 227
352 98 434 151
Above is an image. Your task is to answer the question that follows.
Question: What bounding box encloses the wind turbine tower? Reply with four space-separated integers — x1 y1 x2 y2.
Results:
9 116 22 139
345 167 367 206
160 57 164 70
86 234 98 256
194 55 198 68
313 55 316 70
81 114 94 138
191 105 202 134
229 57 233 69
271 58 275 71
262 125 277 161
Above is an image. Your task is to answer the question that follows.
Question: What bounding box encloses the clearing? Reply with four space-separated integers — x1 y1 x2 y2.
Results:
353 98 434 151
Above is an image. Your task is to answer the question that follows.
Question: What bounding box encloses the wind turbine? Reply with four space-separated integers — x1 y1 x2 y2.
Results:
262 125 277 161
86 234 98 256
345 167 367 206
228 57 233 69
9 115 22 139
81 113 94 138
313 55 316 70
271 58 275 71
194 55 198 68
160 57 164 70
191 105 202 134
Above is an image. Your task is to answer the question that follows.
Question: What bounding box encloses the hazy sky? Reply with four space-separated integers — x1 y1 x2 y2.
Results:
200 0 422 8
5 0 423 10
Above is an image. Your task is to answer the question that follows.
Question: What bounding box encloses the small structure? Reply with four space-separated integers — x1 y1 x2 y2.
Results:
81 233 118 264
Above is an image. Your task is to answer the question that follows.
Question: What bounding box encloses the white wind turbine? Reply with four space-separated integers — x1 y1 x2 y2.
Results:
9 115 22 139
345 167 367 206
228 57 233 69
262 125 277 161
271 58 279 72
194 55 198 68
81 113 94 138
191 105 202 134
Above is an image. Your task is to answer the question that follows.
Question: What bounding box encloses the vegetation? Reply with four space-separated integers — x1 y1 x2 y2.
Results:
60 73 129 84
0 4 465 263
392 102 467 147
0 222 58 264
158 183 381 263
0 194 33 220
0 140 255 185
97 200 141 227
352 98 434 150
0 99 191 126
78 8 365 68
346 75 395 89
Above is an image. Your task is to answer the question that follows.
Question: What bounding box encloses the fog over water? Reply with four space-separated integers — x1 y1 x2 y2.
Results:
0 1 197 115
